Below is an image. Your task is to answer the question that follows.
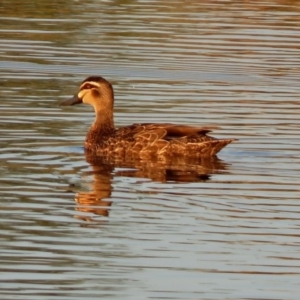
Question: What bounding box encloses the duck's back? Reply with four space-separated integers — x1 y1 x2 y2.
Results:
85 123 235 159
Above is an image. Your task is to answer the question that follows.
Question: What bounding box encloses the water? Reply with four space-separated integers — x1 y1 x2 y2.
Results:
1 0 300 299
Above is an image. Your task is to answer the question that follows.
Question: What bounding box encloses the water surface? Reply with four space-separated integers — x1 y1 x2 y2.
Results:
1 0 300 299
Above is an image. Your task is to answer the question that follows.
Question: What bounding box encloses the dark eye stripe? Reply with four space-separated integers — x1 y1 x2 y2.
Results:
85 84 91 89
80 83 93 90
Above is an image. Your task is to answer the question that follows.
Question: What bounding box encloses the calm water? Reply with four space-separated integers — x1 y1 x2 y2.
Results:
1 0 300 299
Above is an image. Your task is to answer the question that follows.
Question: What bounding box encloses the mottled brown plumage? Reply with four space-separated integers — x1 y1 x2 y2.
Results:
60 76 236 159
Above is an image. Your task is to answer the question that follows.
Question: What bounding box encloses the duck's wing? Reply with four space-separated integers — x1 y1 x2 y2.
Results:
116 124 169 157
142 123 236 156
133 123 218 137
116 123 215 141
116 123 235 157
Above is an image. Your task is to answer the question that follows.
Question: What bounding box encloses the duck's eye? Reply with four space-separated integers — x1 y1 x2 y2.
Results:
80 83 96 91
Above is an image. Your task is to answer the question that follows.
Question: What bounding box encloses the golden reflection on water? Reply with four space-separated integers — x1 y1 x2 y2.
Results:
73 152 230 220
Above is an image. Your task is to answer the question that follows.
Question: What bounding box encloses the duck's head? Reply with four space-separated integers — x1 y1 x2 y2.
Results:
60 76 114 111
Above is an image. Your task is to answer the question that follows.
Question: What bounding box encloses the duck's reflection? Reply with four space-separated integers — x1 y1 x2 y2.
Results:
73 151 230 220
73 158 113 221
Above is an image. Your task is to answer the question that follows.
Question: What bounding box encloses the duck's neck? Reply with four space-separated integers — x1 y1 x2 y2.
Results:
85 110 115 147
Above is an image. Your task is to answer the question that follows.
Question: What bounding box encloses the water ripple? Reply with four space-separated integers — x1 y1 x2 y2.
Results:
1 0 300 299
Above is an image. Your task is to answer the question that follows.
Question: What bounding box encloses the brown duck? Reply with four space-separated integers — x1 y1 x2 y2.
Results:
60 76 235 159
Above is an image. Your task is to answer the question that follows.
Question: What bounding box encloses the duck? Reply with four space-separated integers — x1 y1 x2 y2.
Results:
60 76 236 159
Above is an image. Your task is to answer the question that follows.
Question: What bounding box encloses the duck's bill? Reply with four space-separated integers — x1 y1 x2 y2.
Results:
60 95 82 106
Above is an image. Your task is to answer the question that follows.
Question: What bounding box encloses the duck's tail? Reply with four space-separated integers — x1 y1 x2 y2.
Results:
191 138 237 157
